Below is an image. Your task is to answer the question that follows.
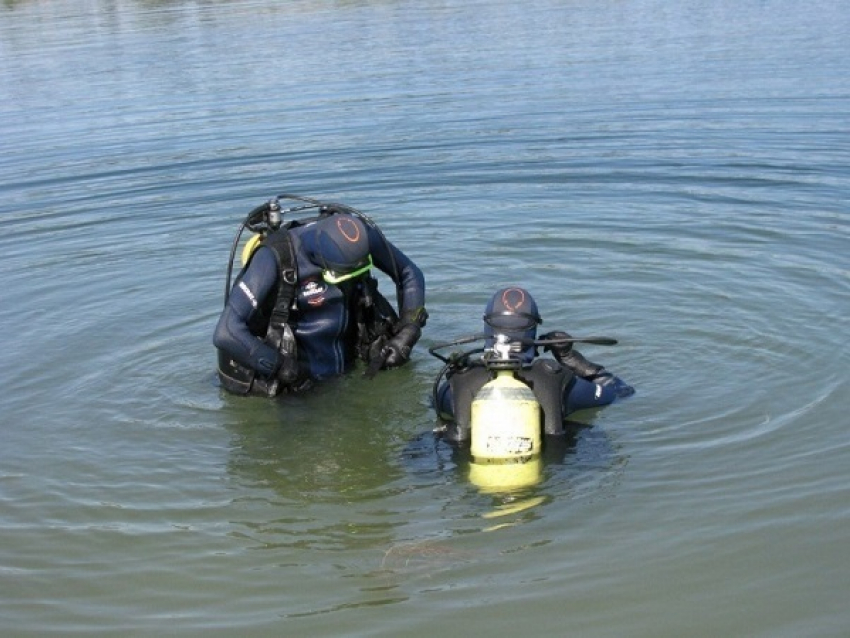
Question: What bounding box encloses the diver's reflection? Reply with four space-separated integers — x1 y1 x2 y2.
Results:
222 374 411 551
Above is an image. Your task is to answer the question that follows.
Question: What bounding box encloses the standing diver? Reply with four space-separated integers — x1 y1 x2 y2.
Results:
433 287 634 443
214 195 427 396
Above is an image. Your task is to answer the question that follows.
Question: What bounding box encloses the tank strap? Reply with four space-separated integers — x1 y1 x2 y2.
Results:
517 359 573 435
446 364 491 443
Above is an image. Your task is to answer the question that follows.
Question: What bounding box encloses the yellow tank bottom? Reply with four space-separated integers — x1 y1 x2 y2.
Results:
468 455 544 493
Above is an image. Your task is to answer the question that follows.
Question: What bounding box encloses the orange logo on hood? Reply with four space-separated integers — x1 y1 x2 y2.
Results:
337 217 361 243
501 287 526 312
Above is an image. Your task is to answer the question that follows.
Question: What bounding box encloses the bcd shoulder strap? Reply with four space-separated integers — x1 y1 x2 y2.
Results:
260 229 299 383
261 229 297 325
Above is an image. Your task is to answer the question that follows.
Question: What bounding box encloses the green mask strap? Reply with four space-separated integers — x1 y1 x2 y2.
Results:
322 254 373 284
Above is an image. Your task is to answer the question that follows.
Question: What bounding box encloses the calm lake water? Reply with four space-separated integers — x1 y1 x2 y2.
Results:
1 0 848 635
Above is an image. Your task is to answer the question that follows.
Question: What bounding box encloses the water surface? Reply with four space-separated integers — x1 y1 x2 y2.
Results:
1 0 848 635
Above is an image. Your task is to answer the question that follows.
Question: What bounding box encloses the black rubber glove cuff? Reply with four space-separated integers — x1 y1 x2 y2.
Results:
400 307 428 328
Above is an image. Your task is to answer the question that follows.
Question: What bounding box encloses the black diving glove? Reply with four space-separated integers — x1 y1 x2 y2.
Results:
384 323 421 368
541 330 605 379
383 309 426 368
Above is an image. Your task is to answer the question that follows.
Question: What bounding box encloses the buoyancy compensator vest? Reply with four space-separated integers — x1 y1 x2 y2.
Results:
441 358 575 443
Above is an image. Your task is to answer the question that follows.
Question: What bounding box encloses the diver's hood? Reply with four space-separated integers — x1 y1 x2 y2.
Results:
483 287 541 363
307 214 371 274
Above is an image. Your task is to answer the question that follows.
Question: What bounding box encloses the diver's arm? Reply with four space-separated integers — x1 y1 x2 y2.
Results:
212 247 282 376
563 376 621 414
368 229 427 367
542 329 634 397
368 228 426 321
434 381 455 421
540 330 605 378
589 371 635 397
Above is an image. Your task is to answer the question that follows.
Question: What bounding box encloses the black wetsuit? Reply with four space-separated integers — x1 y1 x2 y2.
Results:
214 220 425 386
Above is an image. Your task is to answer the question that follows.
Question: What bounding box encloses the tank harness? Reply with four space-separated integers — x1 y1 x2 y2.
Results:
217 208 399 397
441 358 575 443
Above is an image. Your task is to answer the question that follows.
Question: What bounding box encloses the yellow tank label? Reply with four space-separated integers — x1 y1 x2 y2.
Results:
480 434 534 456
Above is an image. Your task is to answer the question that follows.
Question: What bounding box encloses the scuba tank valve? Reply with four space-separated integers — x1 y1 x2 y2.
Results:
267 197 282 230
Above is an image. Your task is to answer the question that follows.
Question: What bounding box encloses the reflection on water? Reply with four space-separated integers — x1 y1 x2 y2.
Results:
222 413 628 616
224 384 627 563
225 370 625 551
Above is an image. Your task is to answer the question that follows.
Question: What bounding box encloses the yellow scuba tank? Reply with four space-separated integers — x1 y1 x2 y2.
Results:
465 333 544 492
470 369 542 461
468 369 543 492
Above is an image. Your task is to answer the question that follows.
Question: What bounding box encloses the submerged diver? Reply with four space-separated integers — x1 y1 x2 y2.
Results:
433 287 634 443
214 195 427 396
